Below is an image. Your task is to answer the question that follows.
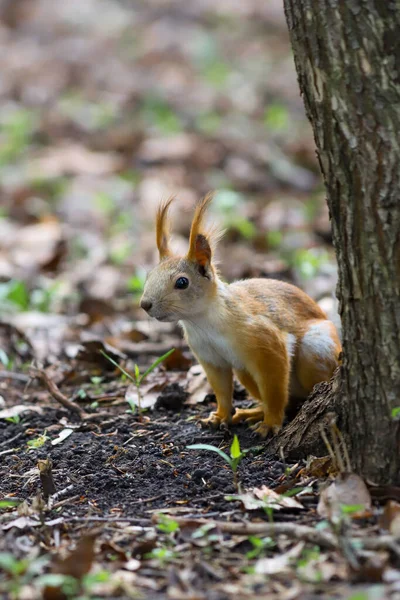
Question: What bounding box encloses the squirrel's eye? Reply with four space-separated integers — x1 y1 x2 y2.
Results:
174 277 189 290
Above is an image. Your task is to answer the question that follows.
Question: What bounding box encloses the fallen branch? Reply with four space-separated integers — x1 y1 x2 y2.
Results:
32 368 86 419
174 518 400 554
31 368 108 421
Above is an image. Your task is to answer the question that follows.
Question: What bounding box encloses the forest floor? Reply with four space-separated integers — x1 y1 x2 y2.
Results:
1 0 400 598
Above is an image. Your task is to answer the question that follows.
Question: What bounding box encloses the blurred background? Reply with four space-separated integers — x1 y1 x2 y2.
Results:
0 0 338 363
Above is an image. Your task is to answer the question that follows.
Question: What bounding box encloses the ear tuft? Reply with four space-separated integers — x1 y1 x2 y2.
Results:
187 193 221 270
156 196 175 260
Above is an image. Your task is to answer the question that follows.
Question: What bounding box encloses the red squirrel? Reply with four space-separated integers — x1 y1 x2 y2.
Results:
140 195 342 437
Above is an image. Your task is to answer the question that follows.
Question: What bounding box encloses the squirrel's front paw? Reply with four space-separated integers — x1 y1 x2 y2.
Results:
200 412 231 431
250 422 281 439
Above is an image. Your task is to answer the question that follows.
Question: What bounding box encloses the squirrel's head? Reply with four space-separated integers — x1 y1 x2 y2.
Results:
140 194 221 322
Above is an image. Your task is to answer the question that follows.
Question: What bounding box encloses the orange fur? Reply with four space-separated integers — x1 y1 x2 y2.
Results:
141 196 342 438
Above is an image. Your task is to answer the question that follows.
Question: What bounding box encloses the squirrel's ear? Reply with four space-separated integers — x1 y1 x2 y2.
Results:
156 196 174 260
187 193 214 270
193 234 212 269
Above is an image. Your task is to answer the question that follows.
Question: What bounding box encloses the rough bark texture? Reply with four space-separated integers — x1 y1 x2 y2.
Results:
282 1 400 484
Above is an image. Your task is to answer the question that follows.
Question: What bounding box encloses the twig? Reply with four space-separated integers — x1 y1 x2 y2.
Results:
0 447 19 456
0 371 30 383
62 516 150 526
31 368 108 421
32 368 86 419
174 518 400 553
176 518 338 549
0 432 24 447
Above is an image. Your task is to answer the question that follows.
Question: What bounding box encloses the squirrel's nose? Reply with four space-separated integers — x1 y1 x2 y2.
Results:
140 299 153 312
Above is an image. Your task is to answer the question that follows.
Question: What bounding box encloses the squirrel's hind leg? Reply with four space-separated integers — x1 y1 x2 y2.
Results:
246 337 290 438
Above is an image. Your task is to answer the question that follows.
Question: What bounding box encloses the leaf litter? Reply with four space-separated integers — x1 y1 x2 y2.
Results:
0 0 399 598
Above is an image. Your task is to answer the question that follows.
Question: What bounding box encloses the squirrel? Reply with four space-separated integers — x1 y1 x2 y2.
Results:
140 194 342 437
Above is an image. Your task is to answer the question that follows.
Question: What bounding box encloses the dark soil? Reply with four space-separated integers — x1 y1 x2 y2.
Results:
0 387 286 517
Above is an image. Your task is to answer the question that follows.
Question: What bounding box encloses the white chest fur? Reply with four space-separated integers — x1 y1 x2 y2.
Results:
180 318 244 370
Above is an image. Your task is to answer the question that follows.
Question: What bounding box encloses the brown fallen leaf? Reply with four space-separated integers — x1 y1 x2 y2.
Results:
43 534 97 600
255 542 304 575
298 455 335 479
228 485 304 511
0 404 43 419
317 473 372 520
163 347 192 371
380 501 400 537
75 340 126 370
185 365 210 405
30 143 122 176
54 533 96 579
10 220 64 271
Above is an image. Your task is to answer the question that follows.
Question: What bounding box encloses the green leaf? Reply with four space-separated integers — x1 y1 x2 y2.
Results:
340 503 366 515
264 103 289 132
100 350 136 384
156 514 180 533
0 280 29 310
134 364 140 383
187 443 232 467
391 407 400 420
139 348 175 383
0 499 20 509
230 434 241 459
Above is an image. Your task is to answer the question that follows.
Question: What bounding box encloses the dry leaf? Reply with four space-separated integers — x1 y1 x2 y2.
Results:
11 221 64 270
229 485 304 511
380 501 400 537
317 473 372 520
53 533 96 579
2 516 40 530
51 428 74 446
0 404 43 419
31 143 122 176
163 347 192 371
185 365 210 405
299 455 335 478
255 542 304 575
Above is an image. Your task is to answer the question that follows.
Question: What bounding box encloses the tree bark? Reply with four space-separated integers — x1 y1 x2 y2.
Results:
282 0 400 484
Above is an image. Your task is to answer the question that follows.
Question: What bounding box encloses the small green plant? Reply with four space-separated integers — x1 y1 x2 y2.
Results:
187 434 247 490
246 536 275 559
291 248 330 280
5 415 20 425
264 103 289 132
0 499 20 510
100 348 175 418
90 376 104 395
141 95 182 135
0 280 29 312
0 553 49 600
27 430 49 449
391 407 400 420
144 547 178 565
156 514 180 534
0 106 37 166
127 267 147 298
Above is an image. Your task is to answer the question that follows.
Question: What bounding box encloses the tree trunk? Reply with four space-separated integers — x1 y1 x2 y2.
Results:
282 1 400 484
